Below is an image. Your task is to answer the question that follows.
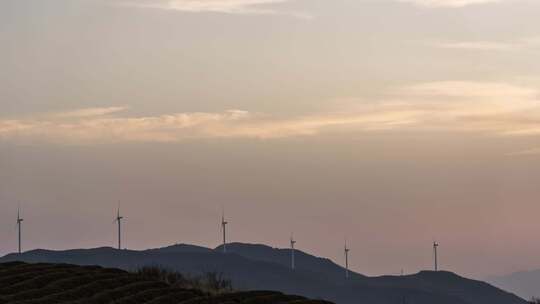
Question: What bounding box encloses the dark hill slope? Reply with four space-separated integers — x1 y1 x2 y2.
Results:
366 271 525 304
215 243 366 282
0 262 331 304
0 245 526 304
215 243 526 304
488 269 540 300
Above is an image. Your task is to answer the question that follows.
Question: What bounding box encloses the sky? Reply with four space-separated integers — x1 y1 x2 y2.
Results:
1 0 540 279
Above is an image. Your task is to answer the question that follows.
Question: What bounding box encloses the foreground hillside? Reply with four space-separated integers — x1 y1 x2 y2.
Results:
0 262 331 304
0 243 526 304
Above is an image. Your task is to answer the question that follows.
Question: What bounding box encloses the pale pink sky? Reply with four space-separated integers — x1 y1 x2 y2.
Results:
1 0 540 279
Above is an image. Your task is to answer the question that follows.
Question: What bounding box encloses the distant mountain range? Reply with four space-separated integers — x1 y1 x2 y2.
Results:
488 269 540 301
0 242 526 304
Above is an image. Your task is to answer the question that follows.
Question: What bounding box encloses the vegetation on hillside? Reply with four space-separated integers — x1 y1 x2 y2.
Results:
136 266 233 294
0 262 332 304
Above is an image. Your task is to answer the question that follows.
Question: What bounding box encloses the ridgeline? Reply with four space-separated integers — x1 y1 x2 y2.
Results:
0 243 527 304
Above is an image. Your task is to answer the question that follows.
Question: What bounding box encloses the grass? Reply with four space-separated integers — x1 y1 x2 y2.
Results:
0 262 333 304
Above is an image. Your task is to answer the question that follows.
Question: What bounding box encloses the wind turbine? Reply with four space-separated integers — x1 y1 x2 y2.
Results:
433 241 439 271
16 206 24 254
221 208 228 253
344 239 350 279
115 203 124 250
290 234 297 270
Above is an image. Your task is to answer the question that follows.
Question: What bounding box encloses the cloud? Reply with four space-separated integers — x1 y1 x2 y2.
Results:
507 148 540 156
0 107 420 144
51 107 128 118
388 81 540 134
2 81 540 145
396 81 537 100
120 0 311 18
397 0 504 8
432 37 540 51
433 41 518 51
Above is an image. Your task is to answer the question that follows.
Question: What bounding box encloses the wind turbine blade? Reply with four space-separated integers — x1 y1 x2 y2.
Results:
16 204 21 227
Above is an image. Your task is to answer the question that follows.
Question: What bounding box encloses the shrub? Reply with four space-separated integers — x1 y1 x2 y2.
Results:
135 266 232 294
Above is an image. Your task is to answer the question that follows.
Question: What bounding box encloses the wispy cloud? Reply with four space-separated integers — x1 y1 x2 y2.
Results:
120 0 311 18
0 108 420 144
2 81 540 145
507 147 540 156
396 81 536 100
428 36 540 51
389 81 540 134
397 0 504 8
433 41 518 51
432 37 540 51
51 107 128 119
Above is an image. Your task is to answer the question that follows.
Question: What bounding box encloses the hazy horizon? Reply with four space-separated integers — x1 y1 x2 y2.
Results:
1 0 540 279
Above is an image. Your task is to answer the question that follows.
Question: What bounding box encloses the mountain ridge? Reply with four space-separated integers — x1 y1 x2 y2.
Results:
0 243 526 304
488 269 540 300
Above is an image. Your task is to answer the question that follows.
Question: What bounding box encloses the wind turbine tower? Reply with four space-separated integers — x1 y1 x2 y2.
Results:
290 234 297 270
16 206 24 254
433 241 439 271
221 209 228 253
344 240 350 279
115 204 124 250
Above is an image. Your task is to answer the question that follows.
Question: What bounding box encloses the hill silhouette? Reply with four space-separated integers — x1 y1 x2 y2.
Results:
0 243 526 304
214 243 366 282
0 261 330 304
488 269 540 300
